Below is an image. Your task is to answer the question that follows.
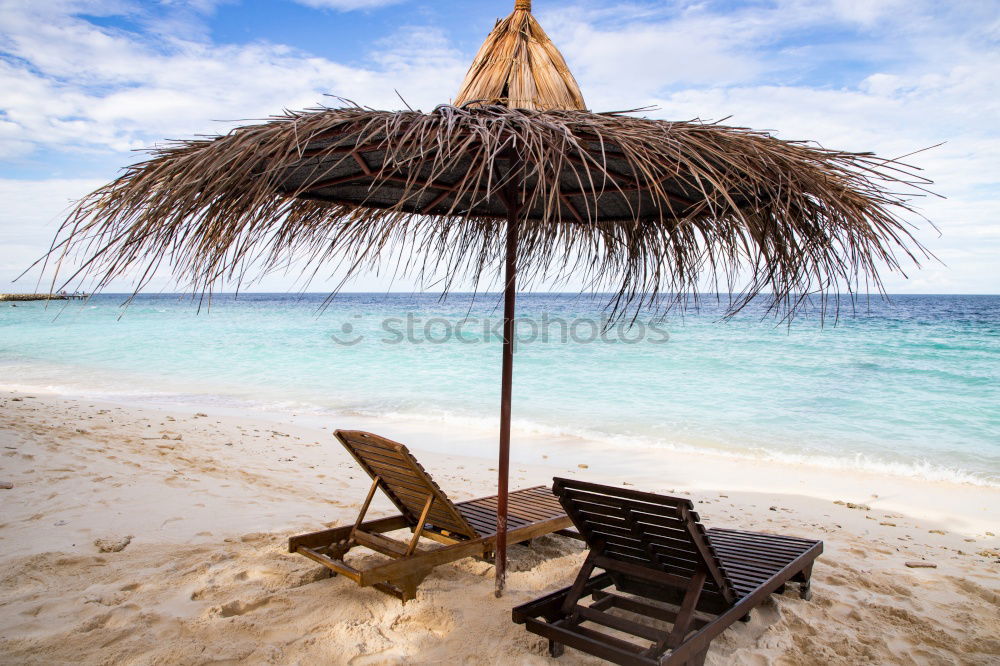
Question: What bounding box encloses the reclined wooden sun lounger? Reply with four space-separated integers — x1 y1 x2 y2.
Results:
512 478 822 665
289 430 573 602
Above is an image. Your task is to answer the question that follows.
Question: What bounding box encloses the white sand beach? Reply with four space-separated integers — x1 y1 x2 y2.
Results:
1 388 997 664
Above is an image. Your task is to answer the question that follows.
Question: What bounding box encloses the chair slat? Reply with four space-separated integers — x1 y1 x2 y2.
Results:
456 487 566 535
554 478 736 603
337 430 479 539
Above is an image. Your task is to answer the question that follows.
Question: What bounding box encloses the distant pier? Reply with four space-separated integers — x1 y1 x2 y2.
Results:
1 292 88 302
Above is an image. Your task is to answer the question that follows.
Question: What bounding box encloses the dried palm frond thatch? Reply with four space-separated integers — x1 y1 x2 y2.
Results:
43 102 932 317
455 0 585 111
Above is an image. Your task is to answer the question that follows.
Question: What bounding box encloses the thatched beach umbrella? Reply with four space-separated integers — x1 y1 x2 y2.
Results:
44 0 930 595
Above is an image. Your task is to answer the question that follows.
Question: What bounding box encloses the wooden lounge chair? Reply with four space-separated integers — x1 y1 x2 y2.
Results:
288 430 573 602
512 478 823 665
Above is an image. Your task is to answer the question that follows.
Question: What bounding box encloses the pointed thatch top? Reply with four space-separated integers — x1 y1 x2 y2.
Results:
454 1 586 111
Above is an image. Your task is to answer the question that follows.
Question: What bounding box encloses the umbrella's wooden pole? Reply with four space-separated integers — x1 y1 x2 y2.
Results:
495 207 519 597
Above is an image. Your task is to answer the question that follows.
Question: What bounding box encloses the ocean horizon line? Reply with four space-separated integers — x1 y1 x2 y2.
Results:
21 291 1000 298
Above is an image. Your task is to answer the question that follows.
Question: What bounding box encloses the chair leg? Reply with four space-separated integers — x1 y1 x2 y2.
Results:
796 563 814 600
328 539 353 561
324 539 354 577
548 639 564 658
398 571 430 603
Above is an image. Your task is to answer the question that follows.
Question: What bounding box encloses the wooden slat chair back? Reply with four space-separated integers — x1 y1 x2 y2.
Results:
553 477 737 613
336 430 479 541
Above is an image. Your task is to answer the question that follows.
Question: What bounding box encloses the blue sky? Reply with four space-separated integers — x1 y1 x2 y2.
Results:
1 0 998 294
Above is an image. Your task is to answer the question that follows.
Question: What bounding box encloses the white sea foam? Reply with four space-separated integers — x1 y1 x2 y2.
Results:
2 373 997 489
369 406 1000 488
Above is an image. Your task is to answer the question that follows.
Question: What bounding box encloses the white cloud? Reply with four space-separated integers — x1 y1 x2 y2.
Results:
0 178 104 288
0 1 467 290
0 2 464 158
765 0 913 29
828 0 908 27
628 50 1000 294
291 0 405 11
536 0 1000 293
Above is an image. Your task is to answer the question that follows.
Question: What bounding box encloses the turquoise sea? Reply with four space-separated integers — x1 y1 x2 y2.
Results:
1 293 997 486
